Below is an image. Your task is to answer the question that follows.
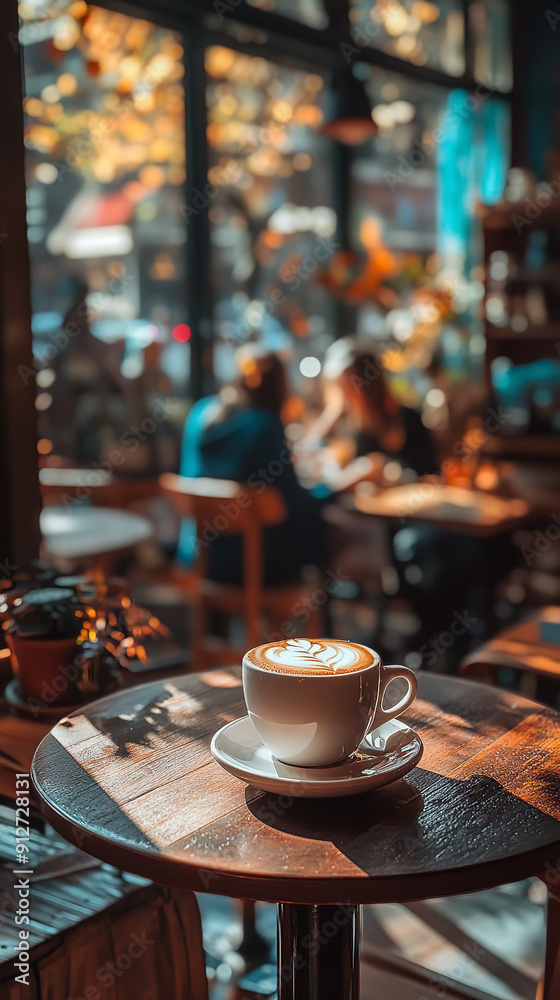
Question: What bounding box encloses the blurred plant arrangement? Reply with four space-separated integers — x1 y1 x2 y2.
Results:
2 574 170 709
73 586 171 698
76 587 171 668
6 588 80 640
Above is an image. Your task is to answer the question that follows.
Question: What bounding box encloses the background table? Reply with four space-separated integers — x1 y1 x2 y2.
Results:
353 482 529 536
40 505 153 562
32 671 560 1000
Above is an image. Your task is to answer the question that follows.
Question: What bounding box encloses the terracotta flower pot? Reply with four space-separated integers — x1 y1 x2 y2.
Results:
7 633 80 708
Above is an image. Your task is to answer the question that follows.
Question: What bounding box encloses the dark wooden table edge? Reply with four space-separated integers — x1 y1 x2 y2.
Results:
31 757 560 905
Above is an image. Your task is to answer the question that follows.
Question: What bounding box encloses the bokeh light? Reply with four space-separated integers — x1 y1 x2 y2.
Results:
36 369 56 389
35 163 58 184
35 392 53 411
172 324 192 342
299 356 322 378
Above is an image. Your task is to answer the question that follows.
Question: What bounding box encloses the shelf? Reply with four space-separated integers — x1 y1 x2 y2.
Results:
509 265 560 284
482 434 560 457
481 202 560 230
485 322 560 340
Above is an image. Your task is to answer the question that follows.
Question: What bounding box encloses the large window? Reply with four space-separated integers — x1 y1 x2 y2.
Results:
21 3 188 471
17 0 513 475
348 1 512 90
346 65 510 400
349 0 465 76
470 0 512 92
347 68 449 398
205 46 337 391
352 67 446 254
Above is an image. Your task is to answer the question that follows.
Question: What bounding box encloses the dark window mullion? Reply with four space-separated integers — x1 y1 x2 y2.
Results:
324 0 351 36
463 0 475 82
183 26 214 399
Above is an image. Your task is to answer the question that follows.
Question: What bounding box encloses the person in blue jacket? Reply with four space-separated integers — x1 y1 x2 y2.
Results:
177 345 325 586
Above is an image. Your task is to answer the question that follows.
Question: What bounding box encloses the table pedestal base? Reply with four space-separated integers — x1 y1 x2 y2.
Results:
277 903 360 1000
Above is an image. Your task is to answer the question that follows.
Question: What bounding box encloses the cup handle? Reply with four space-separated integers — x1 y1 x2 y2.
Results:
367 663 418 732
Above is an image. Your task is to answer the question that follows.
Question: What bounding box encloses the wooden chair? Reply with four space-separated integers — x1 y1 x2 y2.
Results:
0 808 208 1000
160 473 323 667
39 467 160 510
459 608 560 694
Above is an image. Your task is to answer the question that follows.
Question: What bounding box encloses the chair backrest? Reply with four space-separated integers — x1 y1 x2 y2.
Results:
40 468 160 509
159 472 287 593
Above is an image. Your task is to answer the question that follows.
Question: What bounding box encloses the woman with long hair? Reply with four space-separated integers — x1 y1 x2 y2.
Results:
303 337 438 491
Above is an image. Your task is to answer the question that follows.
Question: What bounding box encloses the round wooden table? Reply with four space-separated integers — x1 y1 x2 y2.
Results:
31 671 560 1000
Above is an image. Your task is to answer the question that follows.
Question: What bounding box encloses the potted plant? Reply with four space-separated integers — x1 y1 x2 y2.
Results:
5 588 82 707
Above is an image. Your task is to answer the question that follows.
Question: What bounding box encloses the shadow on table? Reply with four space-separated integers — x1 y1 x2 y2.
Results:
80 694 177 759
246 768 560 882
69 678 244 760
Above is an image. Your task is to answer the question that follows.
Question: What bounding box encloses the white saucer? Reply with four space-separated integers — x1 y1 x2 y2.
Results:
210 716 423 798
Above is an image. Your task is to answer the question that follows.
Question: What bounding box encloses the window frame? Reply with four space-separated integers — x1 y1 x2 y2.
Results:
108 0 514 91
97 0 515 398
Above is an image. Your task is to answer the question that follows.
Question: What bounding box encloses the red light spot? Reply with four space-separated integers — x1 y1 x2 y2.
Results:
172 324 191 342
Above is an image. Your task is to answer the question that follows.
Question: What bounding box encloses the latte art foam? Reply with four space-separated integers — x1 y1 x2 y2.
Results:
246 638 376 675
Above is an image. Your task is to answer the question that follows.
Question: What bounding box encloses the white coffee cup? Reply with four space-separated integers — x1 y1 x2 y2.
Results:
242 638 418 767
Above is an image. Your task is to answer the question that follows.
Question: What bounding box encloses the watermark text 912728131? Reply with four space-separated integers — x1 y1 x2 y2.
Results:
12 773 32 986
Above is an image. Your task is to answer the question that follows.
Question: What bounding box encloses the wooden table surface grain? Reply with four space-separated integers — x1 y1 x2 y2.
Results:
31 671 560 905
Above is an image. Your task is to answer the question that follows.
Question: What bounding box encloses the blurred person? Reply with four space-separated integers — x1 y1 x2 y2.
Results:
296 338 438 632
305 339 512 663
177 345 326 586
302 337 438 491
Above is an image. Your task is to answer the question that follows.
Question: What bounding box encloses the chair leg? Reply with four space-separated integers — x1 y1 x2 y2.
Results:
237 900 270 969
540 889 560 1000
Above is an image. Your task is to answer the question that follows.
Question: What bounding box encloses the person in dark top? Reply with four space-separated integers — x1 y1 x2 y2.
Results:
336 344 438 478
177 345 325 586
302 338 438 490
